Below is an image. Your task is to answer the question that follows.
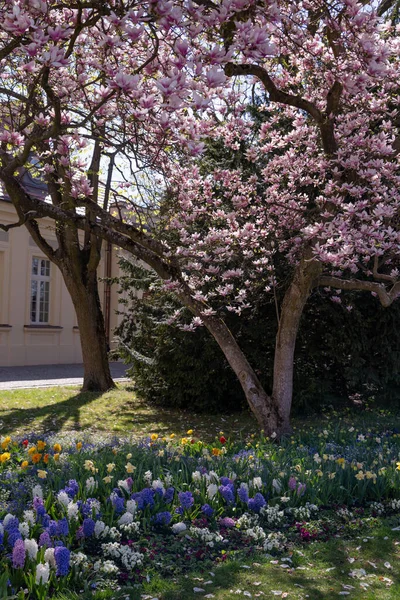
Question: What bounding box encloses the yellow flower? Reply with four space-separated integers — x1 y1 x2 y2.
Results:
366 471 377 482
126 453 132 459
107 463 116 473
76 442 82 451
84 460 96 472
37 440 46 451
170 434 175 439
21 460 29 469
103 475 113 484
328 472 336 480
151 433 159 441
53 443 62 453
0 452 11 463
181 437 189 445
295 464 302 473
125 462 135 473
28 446 37 455
396 462 400 471
37 470 47 479
336 458 345 467
212 448 221 456
187 429 193 435
54 453 60 461
1 436 11 450
32 453 42 464
316 469 323 477
355 471 365 480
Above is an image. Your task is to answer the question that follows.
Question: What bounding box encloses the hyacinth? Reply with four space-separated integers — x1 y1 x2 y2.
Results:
219 484 235 505
47 520 57 537
12 538 26 568
178 491 194 511
64 479 79 498
248 493 267 514
57 518 69 536
238 483 249 504
82 518 95 537
163 487 175 504
38 531 52 548
7 529 22 548
54 546 70 576
201 504 214 518
24 538 38 560
154 511 172 526
35 562 50 585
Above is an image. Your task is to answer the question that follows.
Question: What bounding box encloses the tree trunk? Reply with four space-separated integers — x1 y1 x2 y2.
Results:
64 270 115 392
272 257 322 431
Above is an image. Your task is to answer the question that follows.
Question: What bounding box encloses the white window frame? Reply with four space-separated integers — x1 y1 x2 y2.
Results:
30 257 51 324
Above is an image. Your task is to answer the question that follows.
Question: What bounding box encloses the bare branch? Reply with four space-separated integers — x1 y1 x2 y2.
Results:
0 211 37 231
318 275 400 307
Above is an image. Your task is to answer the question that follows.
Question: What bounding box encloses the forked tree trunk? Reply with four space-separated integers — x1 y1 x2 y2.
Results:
272 257 322 431
63 270 115 392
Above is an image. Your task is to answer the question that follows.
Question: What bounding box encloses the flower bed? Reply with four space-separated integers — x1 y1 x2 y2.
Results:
1 425 400 599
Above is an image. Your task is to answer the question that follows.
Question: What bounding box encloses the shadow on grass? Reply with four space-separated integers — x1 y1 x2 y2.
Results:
0 391 102 435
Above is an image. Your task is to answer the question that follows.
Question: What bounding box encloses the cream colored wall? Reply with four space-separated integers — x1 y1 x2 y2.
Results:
0 201 123 367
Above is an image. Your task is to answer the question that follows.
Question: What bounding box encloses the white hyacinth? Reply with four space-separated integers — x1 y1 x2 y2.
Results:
67 502 79 520
32 485 43 500
118 512 134 526
44 548 56 568
57 491 70 507
24 538 38 560
126 500 137 515
18 522 30 538
172 522 187 534
207 483 218 500
23 510 35 526
35 562 50 585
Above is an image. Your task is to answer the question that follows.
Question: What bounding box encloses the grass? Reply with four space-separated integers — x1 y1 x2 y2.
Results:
0 384 258 441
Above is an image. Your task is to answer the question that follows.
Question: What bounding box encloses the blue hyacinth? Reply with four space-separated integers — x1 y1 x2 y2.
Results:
201 503 214 517
178 491 194 510
54 546 70 576
154 511 172 526
219 484 235 505
83 517 95 537
57 518 69 536
247 492 267 513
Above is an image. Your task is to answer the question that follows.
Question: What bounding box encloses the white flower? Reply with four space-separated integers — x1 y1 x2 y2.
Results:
164 473 173 487
192 471 202 482
44 548 56 568
207 483 218 499
209 471 219 483
272 479 282 493
24 538 38 560
35 562 50 585
126 500 137 515
144 470 152 485
0 524 3 536
118 512 134 526
57 491 70 507
18 522 30 538
252 477 263 490
85 476 98 492
32 485 43 500
172 522 187 534
118 479 130 492
67 502 79 520
152 479 165 493
94 520 106 538
23 510 35 526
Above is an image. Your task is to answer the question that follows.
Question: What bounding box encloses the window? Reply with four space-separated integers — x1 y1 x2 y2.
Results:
30 257 50 323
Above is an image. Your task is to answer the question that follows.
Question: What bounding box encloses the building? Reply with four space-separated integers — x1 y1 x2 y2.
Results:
0 172 124 367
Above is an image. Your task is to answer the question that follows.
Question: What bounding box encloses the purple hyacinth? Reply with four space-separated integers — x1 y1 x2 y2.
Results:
220 477 233 486
47 520 58 537
163 487 175 504
248 492 267 514
64 479 79 498
219 484 235 505
39 531 52 548
12 538 25 568
238 485 249 504
54 546 70 576
288 476 297 491
82 518 95 537
297 483 306 497
178 491 194 510
201 503 214 518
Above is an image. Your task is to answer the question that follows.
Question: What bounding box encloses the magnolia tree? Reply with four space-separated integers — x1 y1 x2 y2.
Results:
0 0 399 434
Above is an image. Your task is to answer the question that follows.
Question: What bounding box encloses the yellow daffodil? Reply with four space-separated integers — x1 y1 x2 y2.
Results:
107 463 115 473
1 436 11 450
37 440 46 451
187 429 193 435
21 460 29 469
103 475 113 483
37 470 47 479
151 433 159 441
125 462 135 473
181 437 189 445
396 462 400 471
53 443 62 453
170 433 175 439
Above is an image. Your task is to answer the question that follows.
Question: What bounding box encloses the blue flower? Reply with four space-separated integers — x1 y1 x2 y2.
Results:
47 520 58 537
83 518 95 537
237 485 249 504
39 531 52 548
219 484 235 505
55 546 70 576
220 477 233 486
153 511 172 526
163 487 175 504
178 491 194 510
247 492 266 513
201 504 214 518
57 518 69 536
7 529 22 548
4 517 19 531
64 479 79 498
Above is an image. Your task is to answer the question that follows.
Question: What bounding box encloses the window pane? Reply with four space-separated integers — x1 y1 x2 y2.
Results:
32 257 38 275
30 281 37 322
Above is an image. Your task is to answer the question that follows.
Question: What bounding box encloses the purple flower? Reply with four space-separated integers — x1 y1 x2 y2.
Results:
220 477 233 486
288 477 297 491
178 491 194 510
54 546 70 576
201 504 214 518
0 532 3 550
39 531 52 548
237 485 249 504
154 511 172 526
297 483 306 497
219 484 235 505
47 520 58 537
83 518 95 537
111 495 125 514
219 516 236 528
248 492 267 513
33 497 44 511
164 487 175 504
12 538 26 568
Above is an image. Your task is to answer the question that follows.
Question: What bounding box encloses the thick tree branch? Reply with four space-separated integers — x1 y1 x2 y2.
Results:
318 275 400 307
0 211 37 231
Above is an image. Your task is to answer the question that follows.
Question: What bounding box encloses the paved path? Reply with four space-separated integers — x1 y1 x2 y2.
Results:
0 362 129 390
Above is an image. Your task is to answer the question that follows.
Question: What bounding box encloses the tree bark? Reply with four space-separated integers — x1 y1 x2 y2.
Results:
63 267 115 392
272 256 322 431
